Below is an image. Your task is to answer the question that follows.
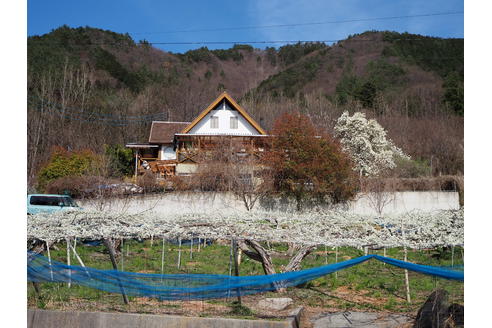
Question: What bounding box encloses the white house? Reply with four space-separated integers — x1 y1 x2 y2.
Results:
126 92 268 177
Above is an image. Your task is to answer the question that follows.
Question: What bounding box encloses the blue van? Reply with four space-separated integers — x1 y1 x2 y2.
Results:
27 194 80 215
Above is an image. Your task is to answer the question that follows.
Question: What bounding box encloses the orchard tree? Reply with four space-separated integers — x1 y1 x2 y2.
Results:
334 111 409 176
266 112 357 211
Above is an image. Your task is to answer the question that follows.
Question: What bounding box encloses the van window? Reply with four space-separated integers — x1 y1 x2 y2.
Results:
30 196 77 207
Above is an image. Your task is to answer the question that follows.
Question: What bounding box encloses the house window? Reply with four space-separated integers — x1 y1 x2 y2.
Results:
210 116 219 129
230 116 238 129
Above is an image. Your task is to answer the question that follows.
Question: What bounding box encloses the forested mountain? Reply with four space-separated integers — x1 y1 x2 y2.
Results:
27 26 463 185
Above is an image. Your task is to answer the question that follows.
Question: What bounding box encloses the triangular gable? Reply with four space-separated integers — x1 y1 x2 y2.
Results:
181 92 267 135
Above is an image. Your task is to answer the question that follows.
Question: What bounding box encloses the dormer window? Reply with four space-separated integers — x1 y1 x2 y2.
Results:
230 116 238 129
210 116 219 129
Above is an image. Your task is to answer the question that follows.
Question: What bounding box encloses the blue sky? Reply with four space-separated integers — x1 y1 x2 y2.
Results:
28 0 463 53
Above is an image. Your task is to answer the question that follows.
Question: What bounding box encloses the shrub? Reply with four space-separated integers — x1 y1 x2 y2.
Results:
105 144 134 178
45 175 118 198
37 147 101 192
136 171 164 193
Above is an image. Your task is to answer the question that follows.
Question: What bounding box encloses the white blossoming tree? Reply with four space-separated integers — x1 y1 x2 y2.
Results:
334 111 409 176
27 209 464 252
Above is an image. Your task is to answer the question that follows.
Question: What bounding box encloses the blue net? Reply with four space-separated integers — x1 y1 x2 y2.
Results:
27 251 463 300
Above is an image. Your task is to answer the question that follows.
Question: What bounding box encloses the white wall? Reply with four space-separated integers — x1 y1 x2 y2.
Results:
79 191 459 216
188 102 259 135
348 191 459 215
160 145 176 160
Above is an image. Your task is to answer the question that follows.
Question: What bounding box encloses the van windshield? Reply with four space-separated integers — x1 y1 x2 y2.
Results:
30 196 78 207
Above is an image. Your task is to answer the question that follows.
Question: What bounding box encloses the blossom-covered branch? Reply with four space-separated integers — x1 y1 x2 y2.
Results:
27 209 463 249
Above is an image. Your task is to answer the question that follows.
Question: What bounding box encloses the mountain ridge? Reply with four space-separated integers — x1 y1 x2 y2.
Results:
27 26 464 179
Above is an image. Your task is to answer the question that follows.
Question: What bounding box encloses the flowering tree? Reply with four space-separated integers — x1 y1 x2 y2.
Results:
28 208 464 250
334 111 409 176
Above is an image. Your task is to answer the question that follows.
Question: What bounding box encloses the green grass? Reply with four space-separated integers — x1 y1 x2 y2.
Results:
28 240 463 315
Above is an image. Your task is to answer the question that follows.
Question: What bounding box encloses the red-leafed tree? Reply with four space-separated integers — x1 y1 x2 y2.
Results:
265 112 357 211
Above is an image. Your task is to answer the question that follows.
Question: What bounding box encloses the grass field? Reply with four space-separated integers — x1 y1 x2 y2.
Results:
28 239 463 319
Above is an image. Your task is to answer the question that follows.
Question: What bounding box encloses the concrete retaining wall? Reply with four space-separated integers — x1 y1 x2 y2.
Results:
27 309 296 328
78 191 459 216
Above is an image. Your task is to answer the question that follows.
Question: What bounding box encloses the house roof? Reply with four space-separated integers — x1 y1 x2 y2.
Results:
148 121 191 144
181 92 267 135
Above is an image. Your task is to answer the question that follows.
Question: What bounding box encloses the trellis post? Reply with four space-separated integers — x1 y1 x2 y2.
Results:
324 245 328 265
401 222 411 303
103 238 129 305
190 238 193 260
161 239 165 276
120 238 124 271
177 238 182 269
335 246 339 279
232 239 242 305
66 238 71 288
404 246 411 303
46 241 53 281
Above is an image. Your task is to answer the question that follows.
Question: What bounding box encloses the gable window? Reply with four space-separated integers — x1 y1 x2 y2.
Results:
230 116 238 129
210 116 219 129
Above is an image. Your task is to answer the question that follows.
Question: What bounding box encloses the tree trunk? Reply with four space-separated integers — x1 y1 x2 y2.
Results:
238 240 317 293
243 240 276 275
103 238 129 305
284 245 317 272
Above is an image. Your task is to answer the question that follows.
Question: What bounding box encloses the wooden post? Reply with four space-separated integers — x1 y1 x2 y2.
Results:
232 239 242 305
324 245 328 265
103 239 129 305
66 238 71 288
404 246 411 303
227 239 233 300
32 282 41 298
69 241 89 277
177 238 182 269
335 246 339 279
229 239 233 276
237 248 242 265
120 238 124 271
72 237 77 261
134 149 139 182
161 239 165 275
401 222 411 304
190 238 193 260
46 241 53 281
